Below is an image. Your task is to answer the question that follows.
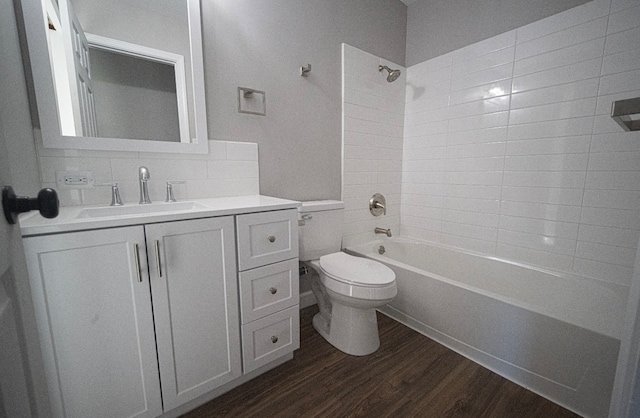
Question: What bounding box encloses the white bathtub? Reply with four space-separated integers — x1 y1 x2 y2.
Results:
347 238 626 418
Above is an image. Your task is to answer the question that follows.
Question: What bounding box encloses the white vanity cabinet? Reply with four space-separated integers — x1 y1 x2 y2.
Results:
22 216 241 418
236 210 300 373
23 226 163 418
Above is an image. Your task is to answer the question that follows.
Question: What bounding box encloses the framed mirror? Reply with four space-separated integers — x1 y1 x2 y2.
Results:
20 0 208 154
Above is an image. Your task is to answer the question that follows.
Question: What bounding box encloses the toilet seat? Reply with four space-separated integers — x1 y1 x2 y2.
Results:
319 252 395 287
314 252 397 301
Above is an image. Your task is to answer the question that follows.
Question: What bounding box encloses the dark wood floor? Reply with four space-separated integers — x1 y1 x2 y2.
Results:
183 305 580 418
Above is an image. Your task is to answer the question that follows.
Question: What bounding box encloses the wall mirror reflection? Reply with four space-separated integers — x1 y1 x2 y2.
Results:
21 0 208 153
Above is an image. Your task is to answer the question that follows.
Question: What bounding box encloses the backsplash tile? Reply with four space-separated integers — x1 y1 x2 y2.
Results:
38 140 259 206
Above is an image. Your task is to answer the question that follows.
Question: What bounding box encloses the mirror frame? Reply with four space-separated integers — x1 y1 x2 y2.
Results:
21 0 209 154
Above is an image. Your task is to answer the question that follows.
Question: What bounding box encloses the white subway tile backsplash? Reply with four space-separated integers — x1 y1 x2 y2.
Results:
41 140 260 206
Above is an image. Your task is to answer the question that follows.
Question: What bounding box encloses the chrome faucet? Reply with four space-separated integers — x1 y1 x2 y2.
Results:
138 166 151 204
375 227 392 237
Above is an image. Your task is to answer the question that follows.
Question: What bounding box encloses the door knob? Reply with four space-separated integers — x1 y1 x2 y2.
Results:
2 186 59 225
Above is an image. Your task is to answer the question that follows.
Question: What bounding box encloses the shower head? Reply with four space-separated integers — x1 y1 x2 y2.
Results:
379 65 401 82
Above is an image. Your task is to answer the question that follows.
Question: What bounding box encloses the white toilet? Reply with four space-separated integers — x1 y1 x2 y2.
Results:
298 200 397 356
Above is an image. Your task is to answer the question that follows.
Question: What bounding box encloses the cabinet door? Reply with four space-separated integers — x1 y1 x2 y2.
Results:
146 217 241 411
22 227 162 418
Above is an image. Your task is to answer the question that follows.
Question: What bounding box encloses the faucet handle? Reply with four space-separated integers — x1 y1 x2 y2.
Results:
165 181 185 202
96 183 124 206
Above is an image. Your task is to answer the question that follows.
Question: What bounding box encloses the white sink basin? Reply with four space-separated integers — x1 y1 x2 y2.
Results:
76 201 209 219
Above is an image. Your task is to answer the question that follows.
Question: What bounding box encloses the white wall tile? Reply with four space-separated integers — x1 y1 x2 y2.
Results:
513 38 605 77
516 0 611 44
515 17 607 61
510 79 600 109
605 27 640 55
505 136 591 155
501 185 584 206
512 58 602 93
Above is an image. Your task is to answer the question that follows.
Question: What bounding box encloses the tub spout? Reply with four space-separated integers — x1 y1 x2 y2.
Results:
375 227 392 237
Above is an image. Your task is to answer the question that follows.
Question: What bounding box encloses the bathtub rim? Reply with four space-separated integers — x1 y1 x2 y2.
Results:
345 236 626 340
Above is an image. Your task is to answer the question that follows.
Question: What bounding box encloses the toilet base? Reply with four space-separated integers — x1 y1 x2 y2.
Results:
313 300 381 356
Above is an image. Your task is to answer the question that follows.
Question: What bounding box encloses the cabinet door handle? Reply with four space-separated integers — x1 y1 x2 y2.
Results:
271 336 278 344
154 240 163 278
268 235 276 243
269 287 277 295
133 243 142 283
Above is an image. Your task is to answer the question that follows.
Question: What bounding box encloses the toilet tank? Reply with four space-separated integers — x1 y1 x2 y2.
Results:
298 200 345 261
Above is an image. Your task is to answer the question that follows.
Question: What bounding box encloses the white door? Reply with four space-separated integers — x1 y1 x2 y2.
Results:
58 0 98 137
146 217 241 412
22 227 162 418
0 108 31 418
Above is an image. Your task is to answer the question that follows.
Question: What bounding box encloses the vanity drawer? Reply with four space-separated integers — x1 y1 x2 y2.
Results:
242 306 300 373
236 209 298 271
239 259 299 324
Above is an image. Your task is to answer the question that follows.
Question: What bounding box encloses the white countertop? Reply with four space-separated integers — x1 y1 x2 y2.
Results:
19 195 301 236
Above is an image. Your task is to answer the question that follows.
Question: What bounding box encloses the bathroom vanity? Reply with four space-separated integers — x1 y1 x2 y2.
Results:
19 196 300 418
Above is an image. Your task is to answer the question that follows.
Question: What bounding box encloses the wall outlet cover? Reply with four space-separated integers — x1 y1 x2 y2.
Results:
56 171 95 189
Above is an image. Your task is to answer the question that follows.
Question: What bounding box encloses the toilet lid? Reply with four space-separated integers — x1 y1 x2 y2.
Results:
319 252 395 286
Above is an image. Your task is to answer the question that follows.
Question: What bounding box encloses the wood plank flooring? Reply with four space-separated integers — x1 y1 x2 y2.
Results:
183 305 581 418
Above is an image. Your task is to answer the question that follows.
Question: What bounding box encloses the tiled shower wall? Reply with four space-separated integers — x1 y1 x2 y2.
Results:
341 44 405 247
36 138 259 207
402 0 640 287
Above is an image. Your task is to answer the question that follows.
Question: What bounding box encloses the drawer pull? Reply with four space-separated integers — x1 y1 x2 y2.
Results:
268 235 276 243
269 287 277 295
271 336 278 344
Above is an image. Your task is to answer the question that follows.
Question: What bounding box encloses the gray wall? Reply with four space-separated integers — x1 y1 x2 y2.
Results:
406 0 591 66
201 0 407 201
